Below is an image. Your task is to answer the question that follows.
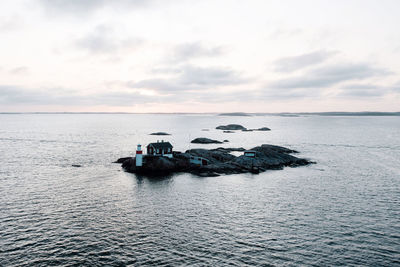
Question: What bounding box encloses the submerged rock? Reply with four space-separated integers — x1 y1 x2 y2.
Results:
149 132 171 135
191 137 223 144
117 144 313 177
216 124 247 131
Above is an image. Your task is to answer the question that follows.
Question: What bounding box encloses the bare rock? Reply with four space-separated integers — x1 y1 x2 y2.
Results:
216 124 247 131
191 138 223 144
255 127 271 131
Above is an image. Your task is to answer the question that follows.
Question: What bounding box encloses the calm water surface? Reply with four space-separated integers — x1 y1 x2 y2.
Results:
1 114 399 266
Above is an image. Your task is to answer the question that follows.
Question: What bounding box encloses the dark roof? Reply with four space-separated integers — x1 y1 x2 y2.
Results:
147 141 173 149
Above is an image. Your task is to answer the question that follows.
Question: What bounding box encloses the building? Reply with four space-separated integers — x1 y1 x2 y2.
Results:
244 150 256 158
146 141 173 158
190 156 209 166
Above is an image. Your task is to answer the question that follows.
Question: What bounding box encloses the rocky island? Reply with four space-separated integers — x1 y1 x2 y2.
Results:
191 137 224 144
116 144 313 177
216 124 271 132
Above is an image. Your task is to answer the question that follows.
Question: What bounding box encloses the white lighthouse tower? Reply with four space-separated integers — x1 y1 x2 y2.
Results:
136 144 143 167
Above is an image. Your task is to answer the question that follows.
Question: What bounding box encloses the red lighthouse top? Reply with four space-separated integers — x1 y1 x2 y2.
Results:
136 144 142 154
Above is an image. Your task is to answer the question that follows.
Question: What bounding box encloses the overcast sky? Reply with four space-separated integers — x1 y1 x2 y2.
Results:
1 0 399 112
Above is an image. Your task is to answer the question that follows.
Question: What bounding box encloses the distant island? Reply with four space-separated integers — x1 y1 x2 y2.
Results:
149 132 171 135
216 124 271 132
218 112 251 116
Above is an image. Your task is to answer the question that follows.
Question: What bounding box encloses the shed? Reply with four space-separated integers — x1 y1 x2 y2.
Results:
244 150 256 158
190 156 209 166
147 141 173 158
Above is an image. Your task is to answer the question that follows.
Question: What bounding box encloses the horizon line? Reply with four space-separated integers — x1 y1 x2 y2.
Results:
1 111 399 116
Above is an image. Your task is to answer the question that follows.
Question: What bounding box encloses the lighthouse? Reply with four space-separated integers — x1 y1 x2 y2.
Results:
136 144 143 167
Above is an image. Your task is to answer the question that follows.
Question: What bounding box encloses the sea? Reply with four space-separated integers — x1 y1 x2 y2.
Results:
0 113 399 266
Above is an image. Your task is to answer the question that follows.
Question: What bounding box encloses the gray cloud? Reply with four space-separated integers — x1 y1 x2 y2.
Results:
338 82 400 97
129 65 246 92
10 66 29 75
269 63 391 89
0 16 22 32
39 0 153 15
169 42 225 63
274 50 337 72
179 65 243 86
75 25 143 54
0 85 156 106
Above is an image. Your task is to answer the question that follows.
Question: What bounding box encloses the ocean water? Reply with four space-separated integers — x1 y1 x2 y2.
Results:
0 114 399 266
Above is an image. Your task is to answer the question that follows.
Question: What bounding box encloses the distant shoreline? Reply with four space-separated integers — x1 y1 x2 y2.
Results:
1 111 400 116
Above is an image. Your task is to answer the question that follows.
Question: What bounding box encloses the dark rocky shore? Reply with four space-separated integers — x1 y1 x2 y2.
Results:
116 144 313 177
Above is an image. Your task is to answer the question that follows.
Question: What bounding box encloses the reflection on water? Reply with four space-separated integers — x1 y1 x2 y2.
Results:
0 114 399 266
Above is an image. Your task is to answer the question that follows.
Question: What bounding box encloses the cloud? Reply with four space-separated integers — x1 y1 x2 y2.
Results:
179 65 244 86
269 27 303 39
269 63 391 89
274 50 337 72
169 42 225 63
0 85 156 106
0 16 21 32
75 25 143 54
9 66 29 75
39 0 153 15
338 82 400 97
129 65 246 92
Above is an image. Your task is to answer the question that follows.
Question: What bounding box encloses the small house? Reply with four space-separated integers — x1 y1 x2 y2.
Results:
190 156 209 166
147 141 173 158
244 150 256 158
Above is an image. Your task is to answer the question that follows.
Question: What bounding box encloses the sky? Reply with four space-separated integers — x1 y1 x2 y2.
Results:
0 0 399 113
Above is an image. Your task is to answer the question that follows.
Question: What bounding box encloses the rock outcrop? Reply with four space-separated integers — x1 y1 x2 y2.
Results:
255 127 271 131
191 138 223 144
216 124 247 131
116 144 313 177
